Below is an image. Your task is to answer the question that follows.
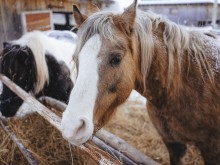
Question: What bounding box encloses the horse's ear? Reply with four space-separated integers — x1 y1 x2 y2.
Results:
120 0 138 35
73 5 88 27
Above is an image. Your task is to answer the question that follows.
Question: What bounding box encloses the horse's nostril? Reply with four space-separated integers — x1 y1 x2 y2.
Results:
75 118 88 139
76 119 85 133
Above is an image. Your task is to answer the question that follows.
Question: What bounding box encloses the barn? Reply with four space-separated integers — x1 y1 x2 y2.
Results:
138 0 220 27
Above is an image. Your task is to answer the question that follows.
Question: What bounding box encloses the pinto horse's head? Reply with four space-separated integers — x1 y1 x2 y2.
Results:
61 0 139 146
0 31 75 117
0 42 38 117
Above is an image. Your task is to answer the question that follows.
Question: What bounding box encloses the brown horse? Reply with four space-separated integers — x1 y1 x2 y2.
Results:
61 1 220 164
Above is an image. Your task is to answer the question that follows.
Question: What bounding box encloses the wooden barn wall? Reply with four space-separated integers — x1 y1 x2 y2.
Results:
0 0 77 51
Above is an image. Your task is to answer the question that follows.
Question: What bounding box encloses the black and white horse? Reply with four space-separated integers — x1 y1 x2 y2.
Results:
0 31 77 117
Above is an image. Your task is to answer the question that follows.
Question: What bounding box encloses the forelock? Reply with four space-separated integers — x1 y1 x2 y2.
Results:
73 11 124 63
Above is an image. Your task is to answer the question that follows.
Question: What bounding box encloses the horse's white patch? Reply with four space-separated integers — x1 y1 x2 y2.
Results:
0 81 3 119
44 35 77 83
43 35 76 70
0 81 4 119
0 81 2 94
15 102 35 118
61 34 101 146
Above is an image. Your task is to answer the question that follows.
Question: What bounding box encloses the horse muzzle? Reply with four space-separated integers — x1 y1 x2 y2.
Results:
61 111 94 146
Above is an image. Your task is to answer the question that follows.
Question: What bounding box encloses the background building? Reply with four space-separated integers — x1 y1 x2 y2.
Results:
0 0 219 50
138 0 220 27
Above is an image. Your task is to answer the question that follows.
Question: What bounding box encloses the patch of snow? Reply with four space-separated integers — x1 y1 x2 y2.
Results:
127 90 147 105
0 81 2 94
45 30 78 43
0 112 6 120
52 13 66 25
14 102 35 118
0 81 5 119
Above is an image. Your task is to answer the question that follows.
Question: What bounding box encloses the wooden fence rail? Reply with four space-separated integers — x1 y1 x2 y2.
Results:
0 73 160 165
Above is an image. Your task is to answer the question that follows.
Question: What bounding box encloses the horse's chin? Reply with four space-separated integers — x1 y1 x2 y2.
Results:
61 111 94 146
63 134 92 146
61 127 93 146
61 121 94 146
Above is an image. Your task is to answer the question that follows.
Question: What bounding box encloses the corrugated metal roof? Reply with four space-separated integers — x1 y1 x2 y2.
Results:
139 0 220 5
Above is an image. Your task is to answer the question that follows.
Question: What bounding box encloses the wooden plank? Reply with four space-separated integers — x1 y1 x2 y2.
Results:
21 11 53 33
92 137 138 165
97 130 161 165
26 13 50 22
26 18 51 32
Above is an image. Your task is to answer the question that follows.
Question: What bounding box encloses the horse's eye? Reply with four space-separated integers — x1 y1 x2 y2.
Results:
109 54 121 66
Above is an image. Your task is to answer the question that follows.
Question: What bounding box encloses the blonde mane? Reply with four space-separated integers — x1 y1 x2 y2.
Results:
12 31 49 94
75 10 219 86
136 10 217 89
73 11 125 63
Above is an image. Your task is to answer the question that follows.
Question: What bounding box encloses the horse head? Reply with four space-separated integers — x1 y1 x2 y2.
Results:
0 42 37 117
0 31 75 117
61 0 139 146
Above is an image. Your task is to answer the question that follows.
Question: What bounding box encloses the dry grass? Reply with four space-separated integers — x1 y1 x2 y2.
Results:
0 92 204 165
0 114 97 165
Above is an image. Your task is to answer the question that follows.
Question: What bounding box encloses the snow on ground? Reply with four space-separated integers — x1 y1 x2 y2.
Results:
14 102 35 118
0 81 3 118
127 90 147 105
119 90 147 115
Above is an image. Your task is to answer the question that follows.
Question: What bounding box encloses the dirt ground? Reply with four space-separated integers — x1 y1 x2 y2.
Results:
0 91 204 165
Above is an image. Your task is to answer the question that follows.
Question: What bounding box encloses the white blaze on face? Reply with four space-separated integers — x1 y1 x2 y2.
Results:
61 34 101 146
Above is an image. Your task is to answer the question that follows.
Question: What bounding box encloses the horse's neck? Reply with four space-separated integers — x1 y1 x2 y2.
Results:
134 23 170 102
135 28 220 105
